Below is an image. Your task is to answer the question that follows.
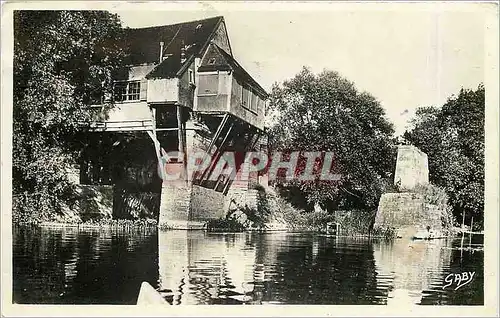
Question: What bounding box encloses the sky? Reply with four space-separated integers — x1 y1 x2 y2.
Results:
111 2 486 135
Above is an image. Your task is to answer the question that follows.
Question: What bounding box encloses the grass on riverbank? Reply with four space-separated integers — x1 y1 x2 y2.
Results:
209 185 388 237
206 218 246 232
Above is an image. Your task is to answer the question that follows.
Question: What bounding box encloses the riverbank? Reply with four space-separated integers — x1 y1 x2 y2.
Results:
13 219 467 241
12 184 466 237
11 185 385 236
204 186 395 237
14 218 158 230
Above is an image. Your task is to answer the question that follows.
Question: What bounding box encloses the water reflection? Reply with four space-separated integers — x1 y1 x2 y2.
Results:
373 239 453 305
158 232 390 305
13 225 158 304
13 226 483 305
157 232 483 305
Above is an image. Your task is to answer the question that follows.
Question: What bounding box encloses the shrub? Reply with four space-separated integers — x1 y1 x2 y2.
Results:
412 183 455 233
330 210 376 236
370 226 396 239
207 218 246 232
239 187 272 228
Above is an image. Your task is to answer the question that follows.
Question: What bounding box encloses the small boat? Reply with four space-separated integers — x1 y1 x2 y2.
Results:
412 229 445 240
136 282 169 305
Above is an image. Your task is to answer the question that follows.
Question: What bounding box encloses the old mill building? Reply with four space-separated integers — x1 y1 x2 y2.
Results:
79 16 269 228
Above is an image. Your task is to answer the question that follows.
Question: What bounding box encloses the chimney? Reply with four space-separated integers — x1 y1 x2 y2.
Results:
159 41 164 62
180 41 187 64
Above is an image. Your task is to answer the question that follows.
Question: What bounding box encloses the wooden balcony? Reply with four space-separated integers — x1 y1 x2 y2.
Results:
88 119 154 132
86 102 154 132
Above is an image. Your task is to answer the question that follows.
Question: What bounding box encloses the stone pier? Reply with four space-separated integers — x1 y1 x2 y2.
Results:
394 145 429 190
374 145 444 238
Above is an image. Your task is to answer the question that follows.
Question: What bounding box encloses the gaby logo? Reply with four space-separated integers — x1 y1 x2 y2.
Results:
443 271 475 290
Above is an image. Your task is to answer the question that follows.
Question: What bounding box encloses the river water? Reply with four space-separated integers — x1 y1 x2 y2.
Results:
13 225 483 305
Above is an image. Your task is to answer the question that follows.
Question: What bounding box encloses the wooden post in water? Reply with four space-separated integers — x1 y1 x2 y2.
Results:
460 211 465 260
462 211 466 231
469 216 474 248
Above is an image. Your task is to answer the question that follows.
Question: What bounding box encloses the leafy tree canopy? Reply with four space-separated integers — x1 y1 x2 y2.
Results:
267 67 396 212
404 84 485 229
13 11 125 220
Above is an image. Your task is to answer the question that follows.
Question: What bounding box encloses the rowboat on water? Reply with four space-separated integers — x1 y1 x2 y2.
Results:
412 229 445 240
136 282 170 305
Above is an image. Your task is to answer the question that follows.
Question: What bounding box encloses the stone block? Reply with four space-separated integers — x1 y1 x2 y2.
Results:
374 192 444 236
159 183 192 226
394 145 429 191
191 185 225 221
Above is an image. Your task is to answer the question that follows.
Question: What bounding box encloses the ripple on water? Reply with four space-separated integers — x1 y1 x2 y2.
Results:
13 228 483 305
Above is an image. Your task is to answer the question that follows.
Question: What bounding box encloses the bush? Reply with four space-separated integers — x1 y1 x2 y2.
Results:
412 183 448 206
412 183 455 233
330 210 376 236
271 195 308 230
13 191 78 224
207 218 246 232
303 210 335 228
370 226 396 239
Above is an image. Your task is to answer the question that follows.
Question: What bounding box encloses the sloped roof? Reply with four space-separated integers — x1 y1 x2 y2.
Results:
123 16 223 77
199 44 268 97
122 16 267 96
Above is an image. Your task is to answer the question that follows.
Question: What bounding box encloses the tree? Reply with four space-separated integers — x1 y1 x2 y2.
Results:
404 85 485 229
267 67 396 212
13 11 125 221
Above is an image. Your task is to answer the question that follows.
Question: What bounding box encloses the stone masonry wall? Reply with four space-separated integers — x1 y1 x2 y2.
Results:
159 183 192 228
191 185 225 221
225 187 259 211
374 192 444 238
375 145 445 238
394 145 429 191
160 182 230 229
158 116 264 229
375 193 426 228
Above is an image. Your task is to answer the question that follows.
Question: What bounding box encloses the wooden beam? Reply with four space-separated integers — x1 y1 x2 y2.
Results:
192 114 229 184
155 127 178 132
206 114 229 154
201 120 234 184
249 132 261 151
221 129 259 194
146 130 165 181
195 111 226 117
177 105 186 181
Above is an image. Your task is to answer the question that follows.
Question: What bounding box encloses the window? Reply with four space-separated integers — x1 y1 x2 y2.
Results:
198 74 218 95
208 58 216 65
250 91 258 112
128 81 140 100
113 81 140 102
241 85 249 107
189 69 195 85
